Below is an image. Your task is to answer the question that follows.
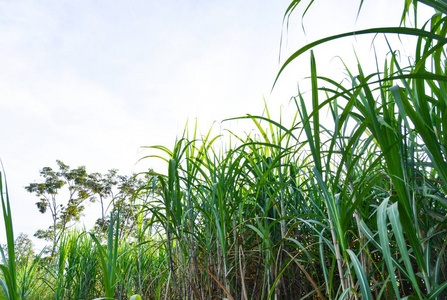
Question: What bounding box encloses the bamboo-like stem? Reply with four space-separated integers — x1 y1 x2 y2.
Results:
239 245 248 300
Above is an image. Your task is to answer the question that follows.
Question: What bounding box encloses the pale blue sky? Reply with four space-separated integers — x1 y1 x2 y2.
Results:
0 0 415 248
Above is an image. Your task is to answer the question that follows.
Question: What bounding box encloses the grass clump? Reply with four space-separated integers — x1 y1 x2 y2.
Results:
1 0 447 299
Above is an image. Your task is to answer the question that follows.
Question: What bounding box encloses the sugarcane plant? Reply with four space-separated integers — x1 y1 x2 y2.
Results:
0 0 446 299
0 171 19 300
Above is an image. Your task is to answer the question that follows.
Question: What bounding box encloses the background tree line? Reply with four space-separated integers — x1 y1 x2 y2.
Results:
24 160 152 256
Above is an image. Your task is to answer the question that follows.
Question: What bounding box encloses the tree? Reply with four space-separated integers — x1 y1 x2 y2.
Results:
25 160 91 256
13 233 34 267
86 169 118 221
0 233 35 268
27 160 154 252
92 172 152 240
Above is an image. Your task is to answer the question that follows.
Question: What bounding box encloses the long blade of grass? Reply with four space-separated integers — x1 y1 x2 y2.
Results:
346 249 373 300
0 171 18 300
377 197 401 299
274 27 447 87
387 203 423 299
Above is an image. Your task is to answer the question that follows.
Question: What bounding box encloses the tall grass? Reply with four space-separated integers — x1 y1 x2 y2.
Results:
0 171 19 299
135 0 447 298
0 0 446 299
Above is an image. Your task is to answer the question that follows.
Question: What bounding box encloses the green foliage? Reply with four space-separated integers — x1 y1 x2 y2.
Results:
0 171 19 300
92 172 151 241
25 160 152 257
1 0 447 299
24 160 92 255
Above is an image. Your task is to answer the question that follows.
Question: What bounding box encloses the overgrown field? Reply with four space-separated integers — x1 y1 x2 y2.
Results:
1 0 447 299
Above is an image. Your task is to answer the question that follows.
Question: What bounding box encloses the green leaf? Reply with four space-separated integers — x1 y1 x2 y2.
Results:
346 249 373 300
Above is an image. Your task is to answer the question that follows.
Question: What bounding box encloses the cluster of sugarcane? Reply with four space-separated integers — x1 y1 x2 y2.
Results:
1 0 447 299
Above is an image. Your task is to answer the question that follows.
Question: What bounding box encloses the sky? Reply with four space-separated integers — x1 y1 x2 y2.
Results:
0 0 421 249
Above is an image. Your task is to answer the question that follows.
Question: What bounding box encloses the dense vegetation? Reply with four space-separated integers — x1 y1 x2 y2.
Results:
1 0 447 299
